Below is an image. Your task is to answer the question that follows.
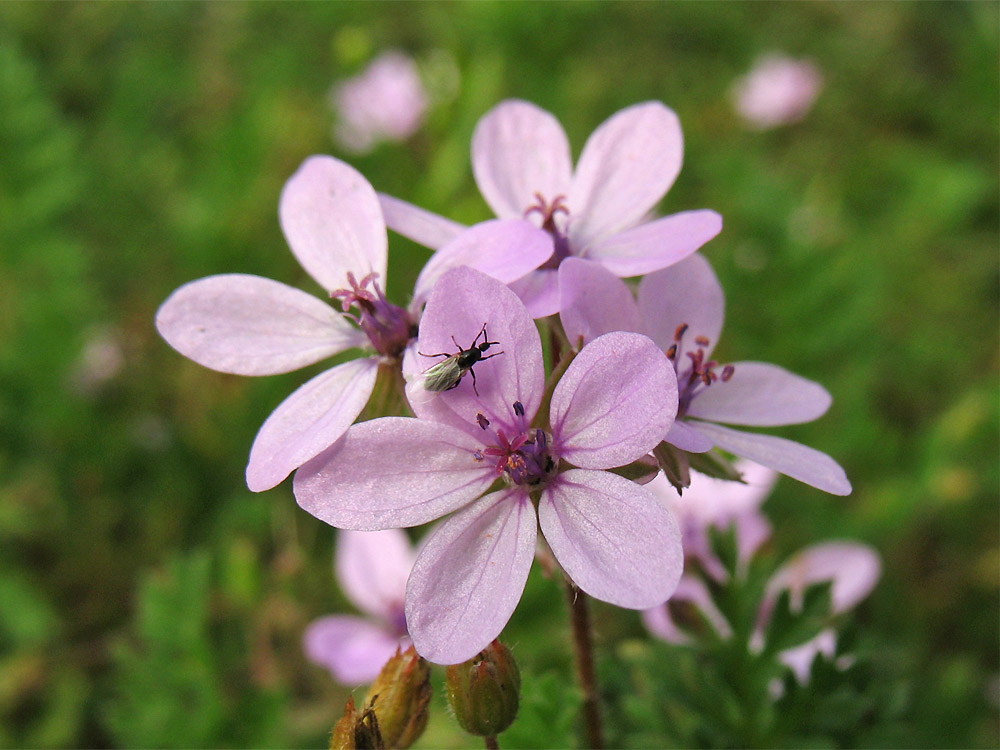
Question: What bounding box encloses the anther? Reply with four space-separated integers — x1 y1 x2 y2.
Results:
673 323 689 342
694 335 710 347
513 401 525 417
476 413 491 430
721 365 735 382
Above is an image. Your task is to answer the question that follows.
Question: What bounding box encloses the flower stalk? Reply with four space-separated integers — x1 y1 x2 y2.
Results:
565 580 603 750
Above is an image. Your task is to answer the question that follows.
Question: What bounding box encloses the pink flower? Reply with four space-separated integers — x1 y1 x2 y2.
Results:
294 267 683 664
645 538 881 685
304 529 414 685
732 55 823 130
558 254 852 495
332 51 428 154
647 460 778 581
380 99 722 317
156 157 549 492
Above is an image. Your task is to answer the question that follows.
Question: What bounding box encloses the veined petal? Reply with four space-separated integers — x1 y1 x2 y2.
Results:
156 274 364 375
246 357 378 492
378 193 465 249
665 420 714 453
687 361 832 426
568 101 684 247
336 529 414 620
293 417 494 529
304 616 406 685
539 469 683 609
584 210 722 277
558 258 643 348
508 269 561 319
405 488 537 664
472 99 573 219
280 155 387 292
638 253 724 357
687 421 852 496
551 332 677 469
411 219 553 307
411 267 544 436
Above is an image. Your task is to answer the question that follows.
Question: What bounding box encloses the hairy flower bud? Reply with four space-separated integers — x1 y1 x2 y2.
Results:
363 646 431 749
330 696 382 750
445 640 521 737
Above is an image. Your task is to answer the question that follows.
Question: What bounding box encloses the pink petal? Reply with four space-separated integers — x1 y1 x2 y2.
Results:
651 459 778 529
638 253 725 357
472 99 573 219
768 542 881 614
642 575 733 644
303 615 406 685
665 420 714 453
411 219 553 307
156 274 364 375
584 210 722 278
687 362 832 427
558 258 643 348
686 421 852 496
539 469 683 608
409 267 545 437
293 417 494 529
279 155 387 292
778 629 837 685
551 332 677 469
336 529 414 620
508 269 561 319
568 101 684 247
405 489 537 664
378 193 465 249
246 357 378 492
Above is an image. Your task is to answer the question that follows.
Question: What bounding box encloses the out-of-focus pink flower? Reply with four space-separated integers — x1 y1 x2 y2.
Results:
304 529 414 685
294 267 683 664
765 541 882 616
332 51 428 154
156 156 548 492
732 55 822 130
379 99 722 317
647 460 778 580
644 535 880 686
69 326 124 394
557 254 851 495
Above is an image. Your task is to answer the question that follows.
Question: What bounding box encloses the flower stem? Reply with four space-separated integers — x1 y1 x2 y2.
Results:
484 736 500 750
564 581 604 749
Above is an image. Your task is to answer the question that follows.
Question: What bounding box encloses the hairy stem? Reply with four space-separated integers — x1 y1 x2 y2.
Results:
565 581 604 749
484 736 500 750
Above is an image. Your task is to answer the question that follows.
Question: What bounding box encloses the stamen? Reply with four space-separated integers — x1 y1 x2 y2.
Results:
513 401 525 417
721 365 735 382
476 413 491 430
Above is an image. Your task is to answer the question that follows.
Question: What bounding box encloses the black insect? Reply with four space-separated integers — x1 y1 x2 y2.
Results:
418 323 504 396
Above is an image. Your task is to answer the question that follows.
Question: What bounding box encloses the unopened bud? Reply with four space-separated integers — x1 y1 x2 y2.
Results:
363 646 431 749
445 640 521 737
330 696 383 750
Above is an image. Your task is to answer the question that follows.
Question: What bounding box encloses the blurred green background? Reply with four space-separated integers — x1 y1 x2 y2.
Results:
0 2 996 747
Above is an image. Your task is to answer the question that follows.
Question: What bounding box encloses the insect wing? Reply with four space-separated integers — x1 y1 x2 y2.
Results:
420 356 463 392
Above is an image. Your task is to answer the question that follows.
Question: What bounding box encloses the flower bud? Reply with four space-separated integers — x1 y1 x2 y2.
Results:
445 640 521 737
330 696 382 750
362 646 431 749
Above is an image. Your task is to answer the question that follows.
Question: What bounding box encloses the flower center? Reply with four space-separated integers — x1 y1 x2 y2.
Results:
331 272 417 359
472 401 555 486
524 193 571 270
667 323 735 418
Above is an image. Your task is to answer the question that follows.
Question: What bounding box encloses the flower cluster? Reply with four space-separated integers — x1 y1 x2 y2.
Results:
156 98 854 668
